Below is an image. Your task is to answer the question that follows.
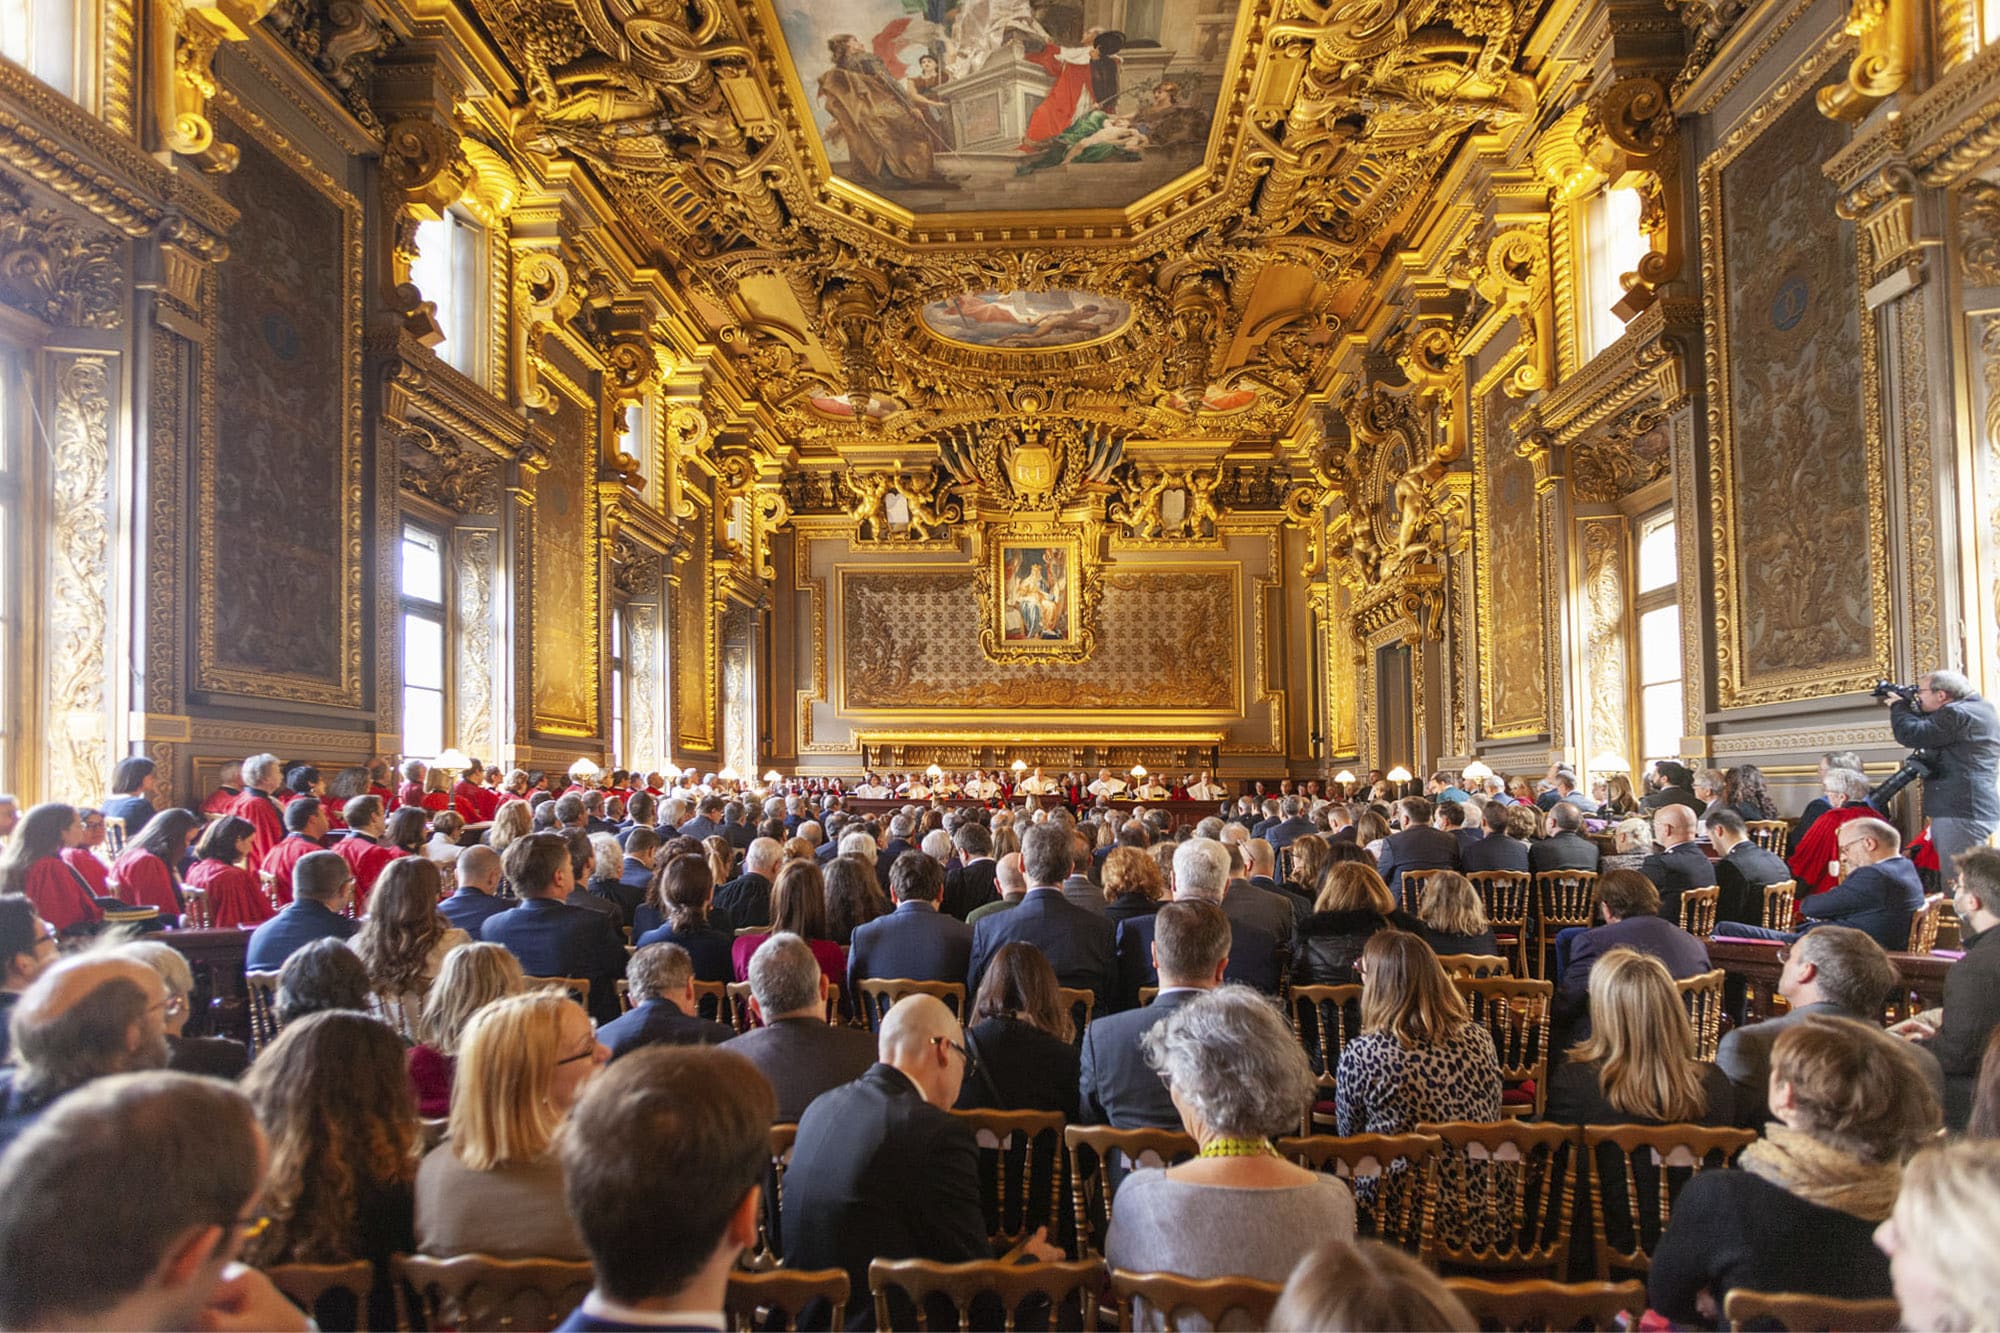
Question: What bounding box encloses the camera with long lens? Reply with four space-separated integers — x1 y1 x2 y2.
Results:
1870 752 1938 811
1873 680 1921 704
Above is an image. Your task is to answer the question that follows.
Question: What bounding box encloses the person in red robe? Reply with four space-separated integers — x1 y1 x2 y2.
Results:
396 758 428 812
112 808 203 925
367 758 399 810
201 760 243 818
184 816 275 929
451 763 489 825
333 795 403 915
1020 29 1123 146
0 803 101 934
1788 770 1880 895
226 755 288 867
60 808 112 900
260 796 330 908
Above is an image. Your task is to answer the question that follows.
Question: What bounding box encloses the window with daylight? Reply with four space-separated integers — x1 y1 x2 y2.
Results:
401 522 449 760
622 397 652 502
0 0 81 101
1635 508 1683 764
409 210 486 380
609 606 626 769
1580 186 1649 363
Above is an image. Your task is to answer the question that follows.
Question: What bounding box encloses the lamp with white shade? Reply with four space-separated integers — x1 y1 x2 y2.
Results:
1461 760 1493 783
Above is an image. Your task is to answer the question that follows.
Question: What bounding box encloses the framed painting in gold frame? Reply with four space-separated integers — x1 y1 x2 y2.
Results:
979 523 1100 664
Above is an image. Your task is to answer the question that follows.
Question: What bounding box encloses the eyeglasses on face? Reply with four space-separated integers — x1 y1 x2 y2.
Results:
933 1035 977 1076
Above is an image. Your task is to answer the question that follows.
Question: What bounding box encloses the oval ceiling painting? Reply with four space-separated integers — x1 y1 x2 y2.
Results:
920 289 1133 350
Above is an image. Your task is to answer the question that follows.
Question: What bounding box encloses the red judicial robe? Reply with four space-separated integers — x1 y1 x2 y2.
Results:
451 780 486 825
396 780 424 810
370 782 397 810
1021 42 1097 144
335 834 402 914
201 786 241 817
61 847 110 898
260 832 323 908
186 859 274 928
113 846 182 921
1788 803 1875 895
26 857 102 932
226 790 287 867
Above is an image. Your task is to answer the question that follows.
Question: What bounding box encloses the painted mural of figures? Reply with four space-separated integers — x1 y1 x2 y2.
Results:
818 34 954 189
947 0 1048 78
907 53 953 147
1020 29 1124 146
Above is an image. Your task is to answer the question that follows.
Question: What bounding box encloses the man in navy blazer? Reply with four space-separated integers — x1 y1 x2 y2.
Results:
481 832 627 1025
1530 802 1602 875
1263 796 1317 852
596 942 734 1060
1638 804 1717 925
1081 901 1231 1129
1715 816 1924 951
1117 839 1280 1002
1376 796 1461 903
244 851 357 972
1437 801 1484 859
713 838 782 929
438 845 513 937
1461 802 1531 874
847 852 974 999
941 823 1000 920
1557 869 1711 1036
968 824 1117 1011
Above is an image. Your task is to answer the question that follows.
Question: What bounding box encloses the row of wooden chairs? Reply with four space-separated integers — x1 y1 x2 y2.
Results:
258 1251 1892 1331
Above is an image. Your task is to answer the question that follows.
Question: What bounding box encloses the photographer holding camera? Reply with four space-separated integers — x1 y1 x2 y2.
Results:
1882 670 2000 866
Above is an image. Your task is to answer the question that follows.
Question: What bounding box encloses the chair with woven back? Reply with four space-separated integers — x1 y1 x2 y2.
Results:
867 1257 1105 1332
1722 1289 1902 1331
259 1260 375 1329
1444 1277 1648 1331
1761 880 1797 932
947 1108 1068 1253
392 1253 594 1331
745 1122 799 1270
1422 1120 1584 1277
1063 1125 1198 1260
1532 872 1599 980
524 976 591 1008
1289 983 1363 1130
1275 1132 1442 1260
856 978 966 1032
1399 868 1450 916
1454 976 1555 1118
1675 970 1727 1062
1910 894 1946 953
1435 954 1513 979
179 885 211 929
370 991 421 1043
1745 820 1790 855
725 1267 849 1331
722 979 839 1030
613 978 634 1011
1467 869 1532 975
244 970 283 1057
1109 1270 1283 1330
1582 1124 1758 1281
1677 886 1720 940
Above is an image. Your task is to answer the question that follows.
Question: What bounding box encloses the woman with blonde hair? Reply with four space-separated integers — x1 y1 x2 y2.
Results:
349 857 469 1037
1272 1240 1474 1332
783 835 816 863
1292 861 1421 986
1602 772 1639 818
1548 948 1733 1126
1875 1139 2000 1331
703 834 736 889
1102 844 1165 927
407 941 524 1118
1335 929 1500 1136
1413 870 1499 958
1650 1014 1938 1324
1287 833 1332 901
413 991 602 1259
484 798 531 855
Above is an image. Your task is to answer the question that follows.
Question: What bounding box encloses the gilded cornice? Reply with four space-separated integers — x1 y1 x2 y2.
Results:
374 327 534 464
1537 296 1699 444
1906 38 2000 186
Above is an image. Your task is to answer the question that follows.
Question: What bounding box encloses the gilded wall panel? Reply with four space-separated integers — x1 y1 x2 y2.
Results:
1474 387 1548 738
1703 85 1890 705
1579 517 1631 776
839 569 1238 712
200 113 362 707
530 386 599 735
1330 579 1358 758
45 354 111 805
675 499 716 752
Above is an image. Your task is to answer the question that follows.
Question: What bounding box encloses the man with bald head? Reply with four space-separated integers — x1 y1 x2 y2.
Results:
966 852 1027 925
714 837 783 929
1639 802 1717 924
0 953 170 1151
784 995 1056 1325
440 844 511 935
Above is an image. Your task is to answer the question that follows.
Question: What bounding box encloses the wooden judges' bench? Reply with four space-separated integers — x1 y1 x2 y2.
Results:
164 927 252 1044
842 796 1228 832
1707 937 1953 1027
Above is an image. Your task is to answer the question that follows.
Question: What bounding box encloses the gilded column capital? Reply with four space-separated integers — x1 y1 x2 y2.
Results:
1827 119 1929 293
1817 0 1916 123
148 0 281 172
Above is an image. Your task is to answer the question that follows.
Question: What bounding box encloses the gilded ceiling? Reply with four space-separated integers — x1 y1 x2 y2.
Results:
471 0 1548 453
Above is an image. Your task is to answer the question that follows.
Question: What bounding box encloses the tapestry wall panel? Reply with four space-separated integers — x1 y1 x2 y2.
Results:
1710 89 1883 700
675 501 715 751
203 118 359 705
841 569 1237 711
530 388 598 734
1474 387 1547 737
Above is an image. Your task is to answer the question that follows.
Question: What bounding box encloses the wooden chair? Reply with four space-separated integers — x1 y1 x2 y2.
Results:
1400 867 1450 916
245 970 283 1057
371 991 421 1043
1290 983 1363 1128
726 1267 849 1331
856 978 966 1031
1582 1125 1757 1279
260 1260 375 1327
1276 1132 1441 1259
1137 986 1159 1005
1444 1277 1648 1331
1761 879 1797 931
1109 1270 1282 1330
1675 969 1727 1061
1532 871 1599 980
747 1123 798 1270
1745 820 1791 855
1468 870 1532 975
1910 893 1946 952
867 1257 1104 1332
947 1108 1066 1251
1723 1289 1902 1331
1064 1125 1197 1258
1057 985 1095 1041
1455 977 1555 1118
524 976 591 1007
613 978 634 1011
1436 953 1513 979
1678 886 1720 939
1423 1120 1583 1276
392 1253 594 1331
179 885 211 929
692 979 731 1026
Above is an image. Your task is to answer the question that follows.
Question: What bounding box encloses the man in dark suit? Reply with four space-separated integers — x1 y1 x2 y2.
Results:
1117 840 1280 1001
596 942 734 1060
1716 816 1924 951
1461 801 1530 874
1705 807 1792 925
727 932 877 1122
1639 804 1717 925
1529 801 1602 876
1556 870 1711 1035
1550 772 1601 815
1437 800 1483 859
968 824 1118 1011
1264 796 1316 852
1220 840 1293 947
721 801 755 851
1376 796 1461 905
847 852 974 999
1245 838 1311 922
1640 761 1705 817
554 1046 774 1333
438 845 513 937
1896 846 2000 1127
1081 900 1229 1128
1061 829 1106 915
1720 926 1943 1126
244 851 357 972
713 838 782 929
941 823 1000 920
784 995 1058 1328
481 832 628 1025
618 826 658 903
674 796 726 844
876 815 916 895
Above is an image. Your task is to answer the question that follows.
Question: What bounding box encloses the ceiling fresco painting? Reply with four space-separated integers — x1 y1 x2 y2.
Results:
919 289 1134 348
